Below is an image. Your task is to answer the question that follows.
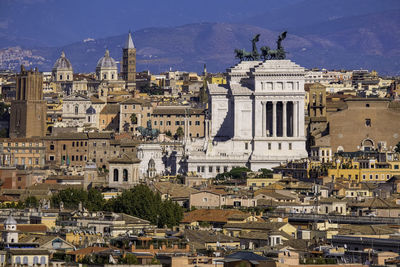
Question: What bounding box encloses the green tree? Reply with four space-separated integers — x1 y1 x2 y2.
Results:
130 113 138 124
120 254 138 264
395 142 400 153
175 127 184 140
258 168 273 178
85 189 106 211
51 188 104 211
24 196 39 208
105 184 183 227
165 130 172 137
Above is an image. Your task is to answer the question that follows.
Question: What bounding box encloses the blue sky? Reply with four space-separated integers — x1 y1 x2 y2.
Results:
0 0 298 46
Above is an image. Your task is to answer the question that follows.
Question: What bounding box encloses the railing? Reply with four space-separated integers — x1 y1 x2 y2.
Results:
262 211 400 225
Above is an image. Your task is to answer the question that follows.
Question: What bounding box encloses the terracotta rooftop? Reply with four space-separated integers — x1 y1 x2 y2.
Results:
182 209 247 224
0 224 47 233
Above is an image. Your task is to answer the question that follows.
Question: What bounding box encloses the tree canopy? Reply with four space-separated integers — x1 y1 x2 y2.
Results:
104 184 183 228
215 167 250 180
50 188 105 211
395 142 400 153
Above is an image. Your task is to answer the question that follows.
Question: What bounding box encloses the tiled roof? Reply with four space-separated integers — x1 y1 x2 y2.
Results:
118 213 150 225
68 246 109 255
0 224 47 233
153 182 198 199
182 209 247 224
153 107 205 115
108 153 140 164
100 104 120 114
87 132 113 139
8 249 50 255
45 132 88 140
223 221 287 231
185 229 239 244
90 97 105 104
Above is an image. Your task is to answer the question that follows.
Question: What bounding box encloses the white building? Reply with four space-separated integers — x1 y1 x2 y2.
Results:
60 94 98 128
186 60 308 178
137 143 164 179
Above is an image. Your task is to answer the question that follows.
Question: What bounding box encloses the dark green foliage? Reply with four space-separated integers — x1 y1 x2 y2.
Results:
104 184 183 228
79 254 108 264
0 128 8 138
165 130 172 137
119 254 138 264
24 196 39 208
174 127 184 140
139 84 163 95
51 185 183 227
0 201 24 209
395 142 400 153
51 188 105 211
215 167 250 180
130 113 137 124
151 257 160 264
0 102 10 120
257 168 273 178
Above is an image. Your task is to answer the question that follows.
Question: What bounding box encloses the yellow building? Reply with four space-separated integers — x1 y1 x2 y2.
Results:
209 76 226 85
328 157 400 183
246 174 283 189
0 138 45 168
65 231 102 247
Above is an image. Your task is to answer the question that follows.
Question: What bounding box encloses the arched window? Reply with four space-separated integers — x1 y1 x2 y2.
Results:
23 256 28 265
59 75 62 80
111 74 114 79
67 74 70 80
40 256 46 265
123 169 128 182
33 256 39 265
113 169 119 182
103 74 107 80
88 116 91 122
15 256 21 264
75 106 79 115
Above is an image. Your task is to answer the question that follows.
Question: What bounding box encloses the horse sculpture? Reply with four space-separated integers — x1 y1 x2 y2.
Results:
235 48 253 61
260 46 280 60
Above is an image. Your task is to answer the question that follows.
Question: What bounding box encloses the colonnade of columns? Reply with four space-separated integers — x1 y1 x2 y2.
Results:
261 100 299 137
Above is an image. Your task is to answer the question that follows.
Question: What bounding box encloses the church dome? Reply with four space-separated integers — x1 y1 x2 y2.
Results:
86 106 96 114
4 214 17 225
53 51 73 71
96 50 117 70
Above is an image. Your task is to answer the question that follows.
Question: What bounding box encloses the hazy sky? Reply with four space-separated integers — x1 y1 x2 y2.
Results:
0 0 299 46
1 0 399 48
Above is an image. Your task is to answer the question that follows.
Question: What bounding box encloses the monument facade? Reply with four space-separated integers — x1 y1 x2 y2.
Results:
186 33 307 178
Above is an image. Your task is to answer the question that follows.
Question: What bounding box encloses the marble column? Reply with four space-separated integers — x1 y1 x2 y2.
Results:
293 101 298 137
299 100 305 137
261 101 266 137
272 101 277 137
282 101 287 137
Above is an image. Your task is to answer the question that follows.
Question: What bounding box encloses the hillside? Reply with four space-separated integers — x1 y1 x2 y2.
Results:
1 15 399 75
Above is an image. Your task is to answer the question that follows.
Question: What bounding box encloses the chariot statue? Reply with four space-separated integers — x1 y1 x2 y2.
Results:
235 31 288 62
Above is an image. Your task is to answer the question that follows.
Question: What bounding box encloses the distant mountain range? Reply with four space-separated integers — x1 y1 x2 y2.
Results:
0 3 399 75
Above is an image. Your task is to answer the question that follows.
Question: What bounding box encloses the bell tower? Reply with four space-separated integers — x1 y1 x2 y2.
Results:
122 31 136 92
10 65 47 138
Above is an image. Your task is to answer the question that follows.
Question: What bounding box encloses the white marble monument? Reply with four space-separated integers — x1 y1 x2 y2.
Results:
186 60 308 178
